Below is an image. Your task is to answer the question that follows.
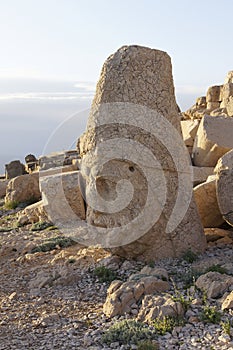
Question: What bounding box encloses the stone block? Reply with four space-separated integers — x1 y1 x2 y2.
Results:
193 115 233 167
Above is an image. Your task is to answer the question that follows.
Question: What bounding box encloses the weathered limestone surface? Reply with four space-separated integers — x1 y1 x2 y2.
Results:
17 200 48 225
25 154 38 173
39 165 76 178
195 272 233 299
137 295 184 323
39 150 79 171
216 169 233 227
192 166 214 186
192 115 233 167
214 149 233 173
40 171 86 226
215 150 233 226
0 179 9 198
193 177 224 228
5 173 40 204
221 291 233 310
78 45 206 261
204 228 233 245
226 96 233 117
224 71 233 84
183 96 207 120
206 85 222 103
180 119 199 147
103 266 169 317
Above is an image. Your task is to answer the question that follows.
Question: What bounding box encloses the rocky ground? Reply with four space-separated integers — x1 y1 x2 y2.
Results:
0 199 233 350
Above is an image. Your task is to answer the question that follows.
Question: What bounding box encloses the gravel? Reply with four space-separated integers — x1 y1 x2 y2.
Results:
0 205 233 349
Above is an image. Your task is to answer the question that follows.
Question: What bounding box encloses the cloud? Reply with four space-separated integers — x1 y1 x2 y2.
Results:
74 81 96 91
0 76 96 95
0 91 94 101
0 77 95 102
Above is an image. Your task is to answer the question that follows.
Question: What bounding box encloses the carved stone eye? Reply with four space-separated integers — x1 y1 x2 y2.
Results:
129 166 135 172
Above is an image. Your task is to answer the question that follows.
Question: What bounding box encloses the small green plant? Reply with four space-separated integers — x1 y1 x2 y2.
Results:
205 264 227 274
0 214 16 224
152 316 185 335
201 305 221 324
137 340 159 350
0 226 12 232
4 200 19 210
102 319 157 345
31 221 53 231
170 278 195 311
181 269 201 289
181 249 198 263
31 236 77 253
93 266 117 283
148 261 155 268
221 319 232 336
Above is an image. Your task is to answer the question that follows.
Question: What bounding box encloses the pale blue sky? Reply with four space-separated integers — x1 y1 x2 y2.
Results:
0 0 232 172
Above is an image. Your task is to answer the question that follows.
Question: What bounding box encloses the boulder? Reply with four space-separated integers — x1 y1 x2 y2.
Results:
137 295 184 323
40 171 86 228
78 45 206 261
0 179 9 198
183 97 207 120
206 85 222 103
216 168 233 227
204 228 233 245
206 102 220 110
221 82 233 116
196 96 207 107
103 266 169 317
214 149 233 173
17 200 48 225
215 150 233 227
221 291 233 310
25 154 38 173
226 96 233 117
193 177 224 227
209 107 227 117
192 166 214 186
224 71 233 84
180 119 200 147
195 272 233 299
5 160 26 179
192 115 233 167
222 83 233 101
5 173 40 204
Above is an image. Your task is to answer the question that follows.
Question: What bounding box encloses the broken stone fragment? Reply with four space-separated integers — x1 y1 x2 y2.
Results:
195 272 233 299
192 115 233 167
5 173 41 204
103 267 169 317
193 177 224 228
40 171 86 228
